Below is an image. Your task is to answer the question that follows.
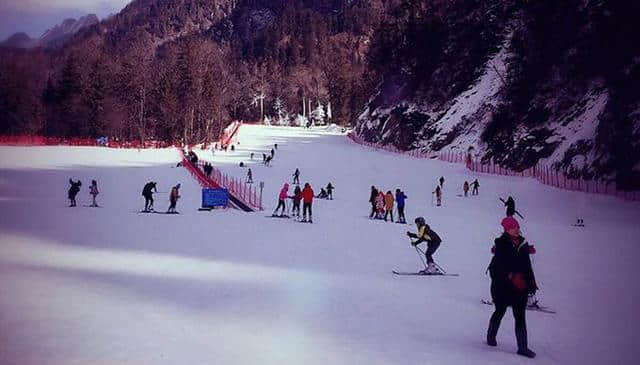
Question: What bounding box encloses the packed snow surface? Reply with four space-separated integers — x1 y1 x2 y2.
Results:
1 125 639 365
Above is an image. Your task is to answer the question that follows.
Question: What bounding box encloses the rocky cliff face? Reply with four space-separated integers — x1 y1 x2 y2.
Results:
355 0 640 189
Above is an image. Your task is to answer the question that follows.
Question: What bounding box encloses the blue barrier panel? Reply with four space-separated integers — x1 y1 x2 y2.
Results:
202 188 229 208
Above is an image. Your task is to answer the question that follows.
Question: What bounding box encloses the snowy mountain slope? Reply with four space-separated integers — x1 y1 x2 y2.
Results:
1 125 639 364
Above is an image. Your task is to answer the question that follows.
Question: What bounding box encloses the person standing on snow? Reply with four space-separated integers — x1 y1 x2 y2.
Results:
326 182 334 200
504 196 516 217
273 183 289 217
406 217 442 273
247 168 253 184
291 185 302 217
384 190 394 222
395 189 407 223
434 185 442 207
167 184 181 213
292 168 300 185
68 179 82 207
369 186 378 218
142 181 157 212
486 217 537 358
463 181 470 197
302 183 314 223
375 191 385 219
89 180 99 207
472 179 480 195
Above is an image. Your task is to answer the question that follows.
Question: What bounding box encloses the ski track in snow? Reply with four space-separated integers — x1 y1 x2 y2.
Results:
1 124 639 365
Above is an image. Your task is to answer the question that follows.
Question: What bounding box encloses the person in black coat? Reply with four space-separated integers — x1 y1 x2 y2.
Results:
486 217 537 358
68 179 82 207
368 186 378 218
504 196 516 217
142 182 157 211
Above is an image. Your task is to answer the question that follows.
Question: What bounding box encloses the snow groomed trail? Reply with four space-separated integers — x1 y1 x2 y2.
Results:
1 125 639 365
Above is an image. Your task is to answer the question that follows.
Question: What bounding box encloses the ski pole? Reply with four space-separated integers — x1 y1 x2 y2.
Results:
413 243 427 271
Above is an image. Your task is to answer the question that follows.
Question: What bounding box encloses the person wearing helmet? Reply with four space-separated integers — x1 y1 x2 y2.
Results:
406 217 442 274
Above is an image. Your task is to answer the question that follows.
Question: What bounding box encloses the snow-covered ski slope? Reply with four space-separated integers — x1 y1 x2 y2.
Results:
1 125 639 365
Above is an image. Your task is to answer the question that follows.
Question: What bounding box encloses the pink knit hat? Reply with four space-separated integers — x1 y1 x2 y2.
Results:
501 217 520 231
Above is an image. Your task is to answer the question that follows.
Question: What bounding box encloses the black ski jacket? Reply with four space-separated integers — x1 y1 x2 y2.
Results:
488 233 537 306
142 182 157 196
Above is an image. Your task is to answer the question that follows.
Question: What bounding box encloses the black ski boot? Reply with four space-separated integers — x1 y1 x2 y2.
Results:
516 327 536 358
486 321 499 347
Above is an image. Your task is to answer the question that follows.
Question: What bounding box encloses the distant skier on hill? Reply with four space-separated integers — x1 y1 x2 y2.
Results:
167 184 181 213
89 180 99 207
395 189 407 224
472 179 480 195
486 217 537 358
142 181 157 212
68 179 82 207
246 168 253 184
293 168 300 185
434 185 442 207
504 196 516 217
326 183 334 200
302 183 314 223
316 188 329 199
407 217 442 274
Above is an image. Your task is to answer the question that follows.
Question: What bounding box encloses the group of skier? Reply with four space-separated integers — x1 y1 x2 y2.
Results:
67 179 99 207
272 181 315 222
141 181 181 213
369 186 408 223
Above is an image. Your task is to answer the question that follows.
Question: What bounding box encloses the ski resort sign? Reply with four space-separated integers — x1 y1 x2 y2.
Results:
202 188 229 208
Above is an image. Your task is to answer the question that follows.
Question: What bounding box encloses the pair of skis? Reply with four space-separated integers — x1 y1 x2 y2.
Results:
481 299 555 314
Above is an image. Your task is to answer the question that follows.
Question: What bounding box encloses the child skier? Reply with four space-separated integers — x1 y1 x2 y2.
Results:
486 217 537 358
167 184 181 213
302 183 314 223
463 181 470 197
68 179 82 207
273 183 289 217
292 185 302 217
369 186 378 218
434 185 442 207
384 191 394 222
247 168 253 184
504 196 516 217
293 168 300 185
326 183 334 200
375 191 385 219
395 189 407 223
142 181 157 212
406 217 442 274
89 180 99 207
317 188 329 199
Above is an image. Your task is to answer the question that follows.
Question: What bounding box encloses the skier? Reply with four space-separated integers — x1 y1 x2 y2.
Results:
504 196 516 217
434 185 442 207
142 181 157 212
293 168 300 185
472 179 480 195
250 152 254 160
463 181 470 197
247 168 253 184
369 186 378 218
274 143 278 150
270 148 275 158
406 217 442 274
89 180 99 207
265 155 272 166
302 183 314 223
439 176 445 188
68 179 82 207
486 217 537 358
395 189 407 223
167 184 181 213
273 183 289 217
384 191 394 222
317 188 329 199
375 191 385 219
262 153 266 164
326 183 334 200
291 185 302 217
